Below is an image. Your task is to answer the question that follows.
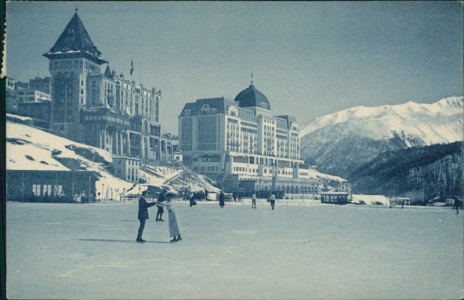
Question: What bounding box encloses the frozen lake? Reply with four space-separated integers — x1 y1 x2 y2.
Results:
6 200 464 299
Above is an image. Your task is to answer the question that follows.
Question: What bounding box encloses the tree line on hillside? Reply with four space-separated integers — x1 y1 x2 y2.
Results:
350 142 462 201
302 135 404 178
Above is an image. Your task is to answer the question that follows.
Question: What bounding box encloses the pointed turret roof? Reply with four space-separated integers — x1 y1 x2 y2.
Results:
104 65 113 78
43 11 106 64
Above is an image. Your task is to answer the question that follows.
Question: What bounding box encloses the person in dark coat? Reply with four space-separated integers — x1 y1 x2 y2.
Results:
219 191 225 208
156 189 167 221
189 193 197 207
454 199 461 214
269 192 276 210
136 191 158 243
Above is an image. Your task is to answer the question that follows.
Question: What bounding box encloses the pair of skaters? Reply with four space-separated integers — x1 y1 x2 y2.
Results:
136 190 181 243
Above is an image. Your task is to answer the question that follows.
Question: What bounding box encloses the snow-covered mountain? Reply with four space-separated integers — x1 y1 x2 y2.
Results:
301 96 463 146
300 96 463 178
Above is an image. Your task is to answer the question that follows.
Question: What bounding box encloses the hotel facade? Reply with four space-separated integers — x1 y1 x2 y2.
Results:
43 10 174 162
178 81 318 195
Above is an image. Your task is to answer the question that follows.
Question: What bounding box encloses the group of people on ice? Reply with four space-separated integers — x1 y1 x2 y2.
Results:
137 188 281 243
136 188 181 244
217 191 276 210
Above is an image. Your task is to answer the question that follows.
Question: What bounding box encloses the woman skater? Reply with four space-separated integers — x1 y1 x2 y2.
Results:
157 193 182 242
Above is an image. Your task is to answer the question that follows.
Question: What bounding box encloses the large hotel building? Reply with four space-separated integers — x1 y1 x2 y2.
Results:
178 80 318 195
43 10 174 162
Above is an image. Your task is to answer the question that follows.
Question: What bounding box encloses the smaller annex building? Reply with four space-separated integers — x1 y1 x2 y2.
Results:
6 170 98 203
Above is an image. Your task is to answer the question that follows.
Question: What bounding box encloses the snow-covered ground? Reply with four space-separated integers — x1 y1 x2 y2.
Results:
6 200 463 299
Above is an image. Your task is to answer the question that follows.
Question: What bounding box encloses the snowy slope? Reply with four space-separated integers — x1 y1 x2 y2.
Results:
301 96 463 146
5 121 221 199
6 122 134 197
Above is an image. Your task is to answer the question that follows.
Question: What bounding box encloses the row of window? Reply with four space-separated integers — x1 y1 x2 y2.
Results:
193 166 220 172
84 115 130 125
198 144 217 150
32 184 63 197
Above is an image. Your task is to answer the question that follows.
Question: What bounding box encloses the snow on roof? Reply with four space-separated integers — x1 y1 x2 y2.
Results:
7 113 33 122
7 142 70 171
6 122 112 166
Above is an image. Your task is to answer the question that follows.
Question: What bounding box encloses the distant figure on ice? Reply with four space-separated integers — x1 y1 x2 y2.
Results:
269 192 276 210
136 191 158 243
233 193 237 202
252 193 257 209
157 194 182 243
156 188 167 221
219 191 225 208
205 189 209 200
453 199 461 214
189 193 197 207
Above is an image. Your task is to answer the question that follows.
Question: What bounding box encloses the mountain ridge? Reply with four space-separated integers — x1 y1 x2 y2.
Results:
300 96 463 179
301 96 463 146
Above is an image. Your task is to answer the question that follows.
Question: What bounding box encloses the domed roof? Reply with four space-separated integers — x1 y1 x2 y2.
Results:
234 83 271 110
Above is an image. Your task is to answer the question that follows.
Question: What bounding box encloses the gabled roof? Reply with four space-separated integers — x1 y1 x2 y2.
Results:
43 12 106 64
179 97 236 117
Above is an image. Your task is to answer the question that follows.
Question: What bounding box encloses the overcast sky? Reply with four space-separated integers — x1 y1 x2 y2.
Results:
6 1 463 133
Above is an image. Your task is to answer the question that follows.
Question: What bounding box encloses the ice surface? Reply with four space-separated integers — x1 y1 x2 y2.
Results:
6 200 463 299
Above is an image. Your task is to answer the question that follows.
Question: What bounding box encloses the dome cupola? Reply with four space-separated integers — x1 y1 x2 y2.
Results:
234 74 271 110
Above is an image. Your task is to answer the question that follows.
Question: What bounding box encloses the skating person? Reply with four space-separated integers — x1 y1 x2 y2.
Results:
156 188 167 221
252 193 257 209
219 191 225 208
157 194 182 243
269 192 276 210
454 199 461 214
136 191 158 243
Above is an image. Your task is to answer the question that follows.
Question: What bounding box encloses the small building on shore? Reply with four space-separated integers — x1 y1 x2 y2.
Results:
320 192 349 204
6 170 98 203
112 156 140 183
